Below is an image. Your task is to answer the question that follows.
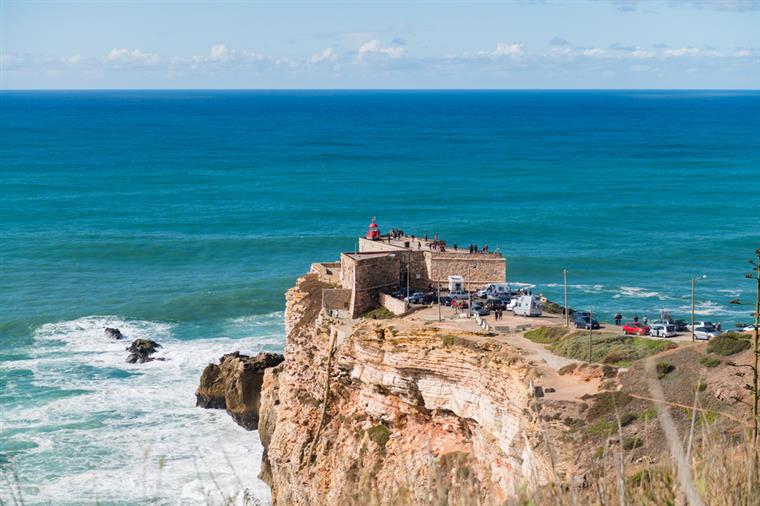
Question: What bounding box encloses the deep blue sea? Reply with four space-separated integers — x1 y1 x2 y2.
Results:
2 90 760 504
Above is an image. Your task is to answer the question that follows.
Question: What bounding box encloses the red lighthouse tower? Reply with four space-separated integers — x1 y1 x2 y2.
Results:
365 217 381 240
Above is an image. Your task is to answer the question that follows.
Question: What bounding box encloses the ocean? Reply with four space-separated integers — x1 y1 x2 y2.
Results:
1 90 759 504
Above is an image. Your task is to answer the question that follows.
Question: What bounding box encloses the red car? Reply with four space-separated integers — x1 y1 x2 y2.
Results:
623 322 650 335
451 299 469 309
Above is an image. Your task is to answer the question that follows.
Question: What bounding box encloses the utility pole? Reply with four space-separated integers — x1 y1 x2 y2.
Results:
691 277 696 342
564 269 569 328
752 250 760 445
468 263 473 318
437 281 441 322
588 310 593 364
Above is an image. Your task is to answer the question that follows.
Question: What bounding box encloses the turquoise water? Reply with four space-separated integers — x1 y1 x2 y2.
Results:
2 90 760 503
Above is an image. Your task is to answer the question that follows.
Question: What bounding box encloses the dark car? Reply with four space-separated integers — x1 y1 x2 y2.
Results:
422 292 438 304
486 298 506 310
392 287 410 299
439 296 452 306
472 303 490 316
575 315 600 329
674 320 689 332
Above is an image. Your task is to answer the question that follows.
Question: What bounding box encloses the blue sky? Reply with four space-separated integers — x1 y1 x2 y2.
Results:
1 0 758 89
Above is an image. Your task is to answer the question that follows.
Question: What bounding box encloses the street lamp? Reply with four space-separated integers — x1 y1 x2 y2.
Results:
691 274 706 342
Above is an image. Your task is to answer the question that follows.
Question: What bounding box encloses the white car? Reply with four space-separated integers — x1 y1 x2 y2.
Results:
449 290 469 301
476 288 488 298
506 298 519 311
694 326 721 341
742 324 758 332
687 321 713 331
650 323 677 338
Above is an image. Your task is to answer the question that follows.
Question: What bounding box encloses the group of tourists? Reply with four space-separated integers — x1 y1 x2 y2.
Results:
493 308 505 320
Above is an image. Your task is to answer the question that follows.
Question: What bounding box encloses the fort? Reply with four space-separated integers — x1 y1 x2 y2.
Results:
313 218 507 318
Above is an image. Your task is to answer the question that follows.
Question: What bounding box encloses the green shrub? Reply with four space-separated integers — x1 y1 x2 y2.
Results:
587 391 632 420
696 381 707 392
699 356 721 368
367 424 391 449
441 335 459 347
707 333 751 356
362 307 395 320
656 362 675 379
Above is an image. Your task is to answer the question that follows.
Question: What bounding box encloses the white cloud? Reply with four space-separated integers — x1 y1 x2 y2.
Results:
192 44 267 64
107 48 159 65
310 47 337 64
356 39 405 61
491 43 523 58
664 47 700 57
734 49 751 57
582 48 608 58
631 49 655 59
61 54 82 65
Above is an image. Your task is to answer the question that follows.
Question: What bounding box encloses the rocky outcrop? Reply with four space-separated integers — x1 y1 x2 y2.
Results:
125 339 161 363
258 273 578 505
196 351 285 430
105 327 124 340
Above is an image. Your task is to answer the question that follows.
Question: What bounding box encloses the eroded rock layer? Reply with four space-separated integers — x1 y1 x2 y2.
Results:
259 274 573 505
196 351 284 430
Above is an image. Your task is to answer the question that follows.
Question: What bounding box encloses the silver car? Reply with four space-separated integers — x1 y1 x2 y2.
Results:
650 323 677 338
694 326 721 341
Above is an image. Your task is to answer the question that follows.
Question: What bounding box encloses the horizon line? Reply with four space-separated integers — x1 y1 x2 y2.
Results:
2 87 759 92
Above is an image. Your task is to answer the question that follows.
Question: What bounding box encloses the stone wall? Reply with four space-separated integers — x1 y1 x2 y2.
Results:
322 288 351 318
340 253 401 317
311 262 342 284
426 252 506 288
378 293 407 315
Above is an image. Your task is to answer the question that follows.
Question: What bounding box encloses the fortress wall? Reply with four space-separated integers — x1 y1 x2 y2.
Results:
344 254 401 317
378 293 408 315
322 288 351 313
427 254 506 289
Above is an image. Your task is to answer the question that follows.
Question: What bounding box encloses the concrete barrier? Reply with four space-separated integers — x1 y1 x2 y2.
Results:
378 293 408 316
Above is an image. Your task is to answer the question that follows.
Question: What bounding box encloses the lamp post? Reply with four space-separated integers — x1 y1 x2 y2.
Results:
468 263 473 318
691 274 706 342
437 281 442 322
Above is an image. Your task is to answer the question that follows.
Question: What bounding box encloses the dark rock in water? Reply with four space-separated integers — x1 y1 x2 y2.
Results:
196 351 285 430
105 327 124 340
125 339 162 364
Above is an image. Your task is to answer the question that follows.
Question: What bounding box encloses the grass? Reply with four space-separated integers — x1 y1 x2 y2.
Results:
362 307 396 320
550 333 677 366
523 326 570 344
706 332 751 356
699 355 721 368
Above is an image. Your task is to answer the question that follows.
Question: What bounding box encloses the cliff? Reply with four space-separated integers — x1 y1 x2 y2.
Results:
258 274 580 505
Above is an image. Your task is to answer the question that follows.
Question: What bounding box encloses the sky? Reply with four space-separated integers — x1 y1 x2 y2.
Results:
1 0 759 89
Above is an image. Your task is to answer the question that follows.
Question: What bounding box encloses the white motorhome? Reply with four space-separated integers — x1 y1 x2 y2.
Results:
448 275 465 292
512 295 542 317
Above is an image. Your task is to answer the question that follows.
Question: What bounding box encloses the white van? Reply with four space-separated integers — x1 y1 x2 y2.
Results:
512 295 542 317
448 275 465 292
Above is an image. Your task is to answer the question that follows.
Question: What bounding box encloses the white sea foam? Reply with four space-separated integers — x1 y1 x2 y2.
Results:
675 300 748 317
510 281 536 289
618 286 666 299
544 283 605 293
1 315 280 505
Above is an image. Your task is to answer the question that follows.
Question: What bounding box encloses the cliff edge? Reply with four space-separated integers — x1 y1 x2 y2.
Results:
258 273 579 505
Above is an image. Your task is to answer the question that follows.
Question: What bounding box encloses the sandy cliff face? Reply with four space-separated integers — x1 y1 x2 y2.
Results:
259 274 575 505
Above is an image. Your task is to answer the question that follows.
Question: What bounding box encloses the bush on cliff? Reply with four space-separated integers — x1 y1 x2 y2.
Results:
367 423 391 449
706 332 751 356
550 334 676 366
362 307 395 320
